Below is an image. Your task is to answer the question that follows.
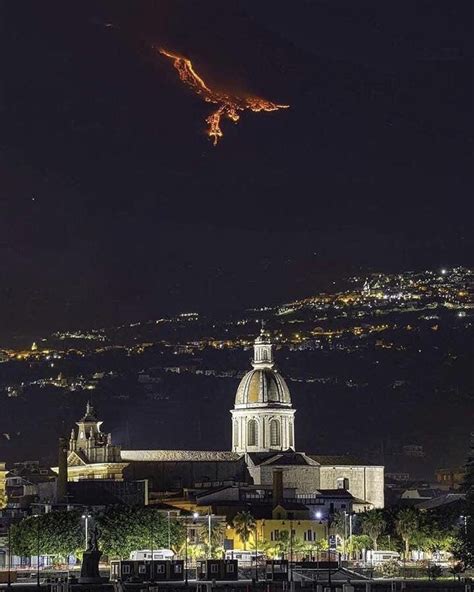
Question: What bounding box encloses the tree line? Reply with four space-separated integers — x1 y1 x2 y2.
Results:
10 438 473 569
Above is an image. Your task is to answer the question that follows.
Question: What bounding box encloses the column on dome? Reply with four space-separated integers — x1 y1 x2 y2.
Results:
288 417 295 449
233 420 239 449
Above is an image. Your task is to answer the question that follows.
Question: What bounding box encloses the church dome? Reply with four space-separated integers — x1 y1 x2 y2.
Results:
235 367 291 407
231 327 296 453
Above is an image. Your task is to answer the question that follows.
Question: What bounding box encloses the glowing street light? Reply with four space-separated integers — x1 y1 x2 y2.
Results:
81 511 92 550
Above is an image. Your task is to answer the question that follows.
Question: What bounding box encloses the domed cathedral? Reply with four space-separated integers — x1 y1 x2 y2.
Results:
231 328 295 453
55 332 385 510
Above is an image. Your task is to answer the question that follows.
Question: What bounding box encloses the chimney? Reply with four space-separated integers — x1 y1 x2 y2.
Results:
57 437 68 504
272 469 284 507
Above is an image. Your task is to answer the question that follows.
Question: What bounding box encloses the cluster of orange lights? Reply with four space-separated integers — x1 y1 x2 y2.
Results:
158 48 289 145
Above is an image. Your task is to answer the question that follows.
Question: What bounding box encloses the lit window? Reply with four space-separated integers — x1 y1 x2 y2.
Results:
270 419 281 447
247 420 258 446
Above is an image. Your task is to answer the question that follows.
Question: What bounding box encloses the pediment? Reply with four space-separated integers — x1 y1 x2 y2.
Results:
67 451 88 466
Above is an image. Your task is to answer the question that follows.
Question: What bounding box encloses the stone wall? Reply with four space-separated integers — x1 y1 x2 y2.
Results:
123 457 249 492
250 464 321 494
319 465 384 508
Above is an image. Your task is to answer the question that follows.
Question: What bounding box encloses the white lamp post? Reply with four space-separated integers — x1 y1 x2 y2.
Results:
81 511 92 550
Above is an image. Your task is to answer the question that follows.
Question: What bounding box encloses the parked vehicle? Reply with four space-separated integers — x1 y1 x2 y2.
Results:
224 550 264 564
366 550 401 565
129 549 175 561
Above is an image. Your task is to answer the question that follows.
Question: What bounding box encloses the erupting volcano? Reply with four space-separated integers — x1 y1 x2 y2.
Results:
158 48 289 145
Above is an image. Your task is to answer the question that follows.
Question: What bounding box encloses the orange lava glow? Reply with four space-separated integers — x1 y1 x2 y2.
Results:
159 48 289 145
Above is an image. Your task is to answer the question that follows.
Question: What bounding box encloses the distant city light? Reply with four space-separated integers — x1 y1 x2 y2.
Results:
441 269 447 275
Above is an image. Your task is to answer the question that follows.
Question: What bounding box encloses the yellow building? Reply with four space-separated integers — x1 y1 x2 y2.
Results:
0 462 7 508
226 511 327 555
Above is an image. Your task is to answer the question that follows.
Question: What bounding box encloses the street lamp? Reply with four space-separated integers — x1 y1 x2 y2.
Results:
149 510 155 583
207 509 212 559
167 511 172 550
81 511 92 550
460 515 470 535
314 511 323 577
349 513 353 561
316 511 333 587
7 523 12 589
254 523 258 582
343 511 348 560
184 513 199 586
327 513 334 588
184 530 188 586
32 514 41 588
344 511 353 562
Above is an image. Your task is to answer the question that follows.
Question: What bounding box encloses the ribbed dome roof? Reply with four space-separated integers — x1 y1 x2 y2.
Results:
235 367 291 407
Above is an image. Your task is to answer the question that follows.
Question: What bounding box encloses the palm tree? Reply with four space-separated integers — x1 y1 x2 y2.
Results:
232 511 256 550
396 508 419 559
275 530 291 558
200 520 226 558
360 510 386 550
331 511 348 544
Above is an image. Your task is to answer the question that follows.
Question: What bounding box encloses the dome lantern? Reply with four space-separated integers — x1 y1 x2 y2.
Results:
252 326 274 368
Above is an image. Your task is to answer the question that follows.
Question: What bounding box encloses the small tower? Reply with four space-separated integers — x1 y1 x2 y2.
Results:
252 325 274 368
69 402 120 463
74 402 104 451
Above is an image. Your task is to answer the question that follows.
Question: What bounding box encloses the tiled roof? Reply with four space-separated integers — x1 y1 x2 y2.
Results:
121 450 242 462
316 489 355 498
416 493 465 510
248 452 313 466
275 502 309 511
308 454 377 466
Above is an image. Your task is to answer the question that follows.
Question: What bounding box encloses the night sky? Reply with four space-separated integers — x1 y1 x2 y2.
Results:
2 1 471 337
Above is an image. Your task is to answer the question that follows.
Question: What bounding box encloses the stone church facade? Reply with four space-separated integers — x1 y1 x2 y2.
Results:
58 329 385 509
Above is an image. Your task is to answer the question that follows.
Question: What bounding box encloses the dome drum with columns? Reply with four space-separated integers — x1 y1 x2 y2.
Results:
231 328 295 454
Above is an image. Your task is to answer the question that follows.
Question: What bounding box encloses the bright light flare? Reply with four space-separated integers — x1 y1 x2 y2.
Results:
158 47 289 145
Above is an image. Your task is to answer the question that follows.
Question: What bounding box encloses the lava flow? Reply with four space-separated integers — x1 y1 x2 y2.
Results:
158 48 289 145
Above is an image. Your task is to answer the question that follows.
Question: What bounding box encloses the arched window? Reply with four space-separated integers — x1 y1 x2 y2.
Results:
247 419 258 446
233 420 239 447
270 419 281 447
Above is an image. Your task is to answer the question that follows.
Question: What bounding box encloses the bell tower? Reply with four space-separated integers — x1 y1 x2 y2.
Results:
69 402 120 463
